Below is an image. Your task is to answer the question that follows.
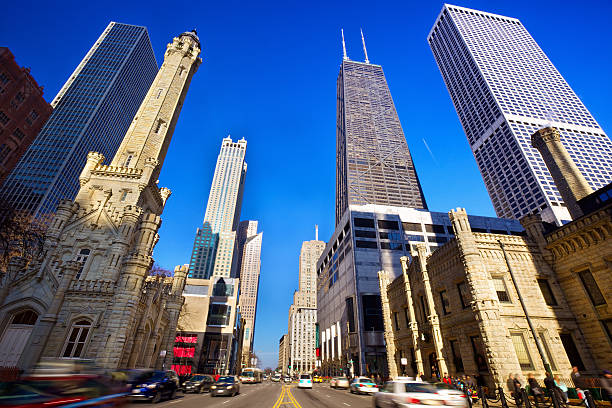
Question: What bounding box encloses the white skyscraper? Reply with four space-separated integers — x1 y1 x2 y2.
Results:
189 136 247 279
428 4 612 225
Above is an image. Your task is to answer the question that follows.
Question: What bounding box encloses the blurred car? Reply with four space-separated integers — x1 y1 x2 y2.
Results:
298 374 312 389
271 375 281 382
313 376 323 383
128 370 179 403
330 377 350 389
432 382 468 401
210 376 240 397
349 377 379 395
374 380 468 408
283 376 292 384
0 381 93 408
183 374 214 393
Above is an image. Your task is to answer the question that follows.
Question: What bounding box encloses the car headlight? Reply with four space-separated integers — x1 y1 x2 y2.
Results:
226 386 233 389
211 386 217 389
146 384 157 389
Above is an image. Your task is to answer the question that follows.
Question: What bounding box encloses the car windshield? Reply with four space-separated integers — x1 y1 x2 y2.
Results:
241 372 254 377
405 383 438 393
359 379 375 384
189 375 205 381
300 375 310 379
134 371 165 382
433 382 454 390
216 376 234 383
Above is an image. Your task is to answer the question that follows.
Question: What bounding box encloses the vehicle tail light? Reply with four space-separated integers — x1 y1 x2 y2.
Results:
406 397 422 404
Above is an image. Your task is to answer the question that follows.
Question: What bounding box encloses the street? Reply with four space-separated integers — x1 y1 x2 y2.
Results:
127 382 375 408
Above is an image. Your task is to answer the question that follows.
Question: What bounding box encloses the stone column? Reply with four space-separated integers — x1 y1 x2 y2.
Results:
415 243 449 377
520 214 554 264
400 256 424 376
19 260 80 369
531 127 593 219
449 208 521 388
378 270 399 378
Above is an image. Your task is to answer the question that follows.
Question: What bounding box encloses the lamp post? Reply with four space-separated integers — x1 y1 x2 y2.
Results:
498 240 552 375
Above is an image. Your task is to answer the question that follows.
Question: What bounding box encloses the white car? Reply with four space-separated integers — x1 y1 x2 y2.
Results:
374 380 468 408
298 374 313 389
349 377 379 394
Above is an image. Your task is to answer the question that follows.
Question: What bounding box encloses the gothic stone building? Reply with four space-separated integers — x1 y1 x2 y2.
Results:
0 30 201 370
379 208 591 389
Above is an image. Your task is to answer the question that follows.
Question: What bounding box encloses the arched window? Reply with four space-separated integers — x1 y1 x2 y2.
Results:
12 309 39 325
75 249 90 279
62 320 91 358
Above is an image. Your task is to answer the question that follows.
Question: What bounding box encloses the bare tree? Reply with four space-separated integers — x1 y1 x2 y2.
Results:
148 263 173 277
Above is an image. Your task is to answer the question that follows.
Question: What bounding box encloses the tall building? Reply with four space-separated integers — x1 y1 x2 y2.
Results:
287 232 325 374
188 136 247 279
0 48 52 184
428 4 612 225
336 31 427 226
234 220 263 363
1 22 157 216
0 29 201 370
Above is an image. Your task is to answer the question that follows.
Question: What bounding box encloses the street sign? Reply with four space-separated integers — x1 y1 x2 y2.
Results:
401 358 408 365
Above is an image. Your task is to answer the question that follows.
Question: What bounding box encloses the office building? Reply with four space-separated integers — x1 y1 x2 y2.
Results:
316 204 523 377
335 31 427 225
234 220 263 363
188 137 247 279
287 234 325 374
0 48 52 184
428 5 612 225
1 22 157 216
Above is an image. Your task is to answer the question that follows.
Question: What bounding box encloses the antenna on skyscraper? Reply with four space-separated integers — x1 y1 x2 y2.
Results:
361 28 370 64
341 29 348 60
315 224 319 241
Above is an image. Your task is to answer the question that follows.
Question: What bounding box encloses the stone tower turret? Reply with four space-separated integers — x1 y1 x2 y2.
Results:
531 127 593 219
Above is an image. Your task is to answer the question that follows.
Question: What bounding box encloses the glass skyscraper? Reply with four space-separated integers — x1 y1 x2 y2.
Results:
1 22 157 216
336 49 427 226
189 136 247 279
428 5 612 224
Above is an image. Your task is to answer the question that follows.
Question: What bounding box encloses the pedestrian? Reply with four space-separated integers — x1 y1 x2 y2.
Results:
513 374 524 406
553 375 569 403
571 366 585 390
417 372 425 382
544 372 564 404
601 370 612 402
507 373 515 394
527 373 544 405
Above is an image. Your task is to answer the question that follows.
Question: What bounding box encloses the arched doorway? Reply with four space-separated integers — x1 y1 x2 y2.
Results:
0 309 39 366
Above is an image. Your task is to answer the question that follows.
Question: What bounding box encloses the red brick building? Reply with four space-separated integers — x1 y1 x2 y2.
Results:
0 48 52 184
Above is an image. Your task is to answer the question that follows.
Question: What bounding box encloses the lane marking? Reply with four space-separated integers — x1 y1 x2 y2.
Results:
286 386 303 408
343 403 351 406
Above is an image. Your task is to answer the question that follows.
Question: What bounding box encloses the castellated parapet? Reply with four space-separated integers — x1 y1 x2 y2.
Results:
0 30 201 370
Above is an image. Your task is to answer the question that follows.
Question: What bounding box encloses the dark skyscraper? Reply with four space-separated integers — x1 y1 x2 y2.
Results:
336 31 427 225
1 22 157 216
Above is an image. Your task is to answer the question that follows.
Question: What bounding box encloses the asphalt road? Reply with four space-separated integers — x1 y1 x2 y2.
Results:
127 382 375 408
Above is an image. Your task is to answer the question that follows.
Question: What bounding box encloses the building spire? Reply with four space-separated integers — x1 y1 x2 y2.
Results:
361 28 370 64
341 29 348 61
315 224 319 241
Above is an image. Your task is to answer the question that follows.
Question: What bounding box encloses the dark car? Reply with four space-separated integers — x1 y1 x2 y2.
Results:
210 376 240 397
183 374 214 393
128 370 179 403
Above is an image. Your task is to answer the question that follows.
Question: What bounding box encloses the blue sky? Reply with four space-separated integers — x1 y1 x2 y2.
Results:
3 0 611 369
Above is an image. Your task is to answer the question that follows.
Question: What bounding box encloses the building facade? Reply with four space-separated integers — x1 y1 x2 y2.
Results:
234 220 262 365
0 22 158 216
335 36 427 226
188 137 247 279
0 48 52 184
0 29 201 370
316 204 523 378
379 208 588 389
174 276 241 375
279 334 289 374
428 5 612 225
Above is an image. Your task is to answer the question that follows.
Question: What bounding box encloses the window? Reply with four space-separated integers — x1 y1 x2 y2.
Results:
355 229 376 238
62 320 91 358
12 309 38 325
537 279 557 306
74 249 90 279
378 220 399 230
356 240 377 249
354 218 375 228
559 333 585 370
120 191 128 201
538 332 557 370
419 296 429 321
154 119 164 133
424 224 446 233
0 71 9 84
0 110 9 125
207 304 231 326
124 154 133 167
362 295 383 331
12 128 25 140
457 282 469 309
393 312 400 330
493 277 511 302
450 339 464 372
402 222 422 232
380 241 403 250
577 270 606 306
510 333 533 369
440 290 451 315
0 144 12 164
